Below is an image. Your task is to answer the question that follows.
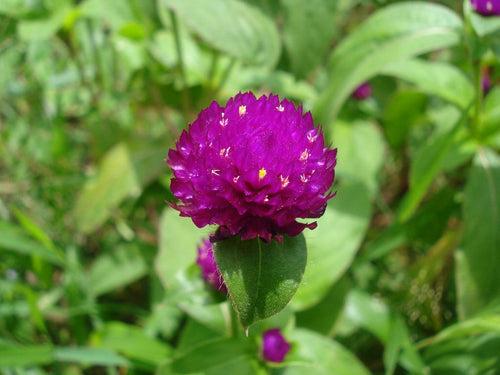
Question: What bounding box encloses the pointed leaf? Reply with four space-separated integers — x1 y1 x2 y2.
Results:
215 234 307 328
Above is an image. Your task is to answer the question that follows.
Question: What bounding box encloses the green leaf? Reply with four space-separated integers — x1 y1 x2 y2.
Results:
17 6 71 41
456 149 500 319
171 338 252 374
12 208 65 261
483 87 500 147
54 347 129 367
292 180 372 310
0 345 54 367
91 322 171 366
331 120 385 197
283 329 371 375
380 59 474 109
155 208 213 288
382 90 427 148
164 0 280 67
281 0 354 77
179 302 230 336
80 0 138 31
419 314 500 348
0 221 64 265
296 276 351 335
423 333 500 375
215 234 307 328
87 244 148 297
314 1 462 123
74 143 141 234
0 344 129 368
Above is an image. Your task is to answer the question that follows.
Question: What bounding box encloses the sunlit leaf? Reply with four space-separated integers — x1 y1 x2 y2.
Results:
314 2 462 123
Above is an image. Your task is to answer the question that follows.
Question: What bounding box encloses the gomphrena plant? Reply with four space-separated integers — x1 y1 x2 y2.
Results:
168 91 336 327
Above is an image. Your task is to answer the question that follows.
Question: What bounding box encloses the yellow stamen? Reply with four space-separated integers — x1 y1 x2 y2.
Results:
259 168 267 180
239 105 246 116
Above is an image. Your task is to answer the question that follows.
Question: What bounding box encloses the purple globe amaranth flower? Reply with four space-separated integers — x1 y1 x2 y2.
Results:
471 0 500 16
352 82 372 100
262 328 291 363
168 92 336 242
196 238 227 293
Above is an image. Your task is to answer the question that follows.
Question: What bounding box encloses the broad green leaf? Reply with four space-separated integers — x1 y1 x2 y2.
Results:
0 345 53 367
331 120 385 197
314 2 462 123
456 149 500 319
283 329 370 375
292 180 372 310
215 234 307 328
164 0 280 67
155 208 212 288
87 244 148 297
74 143 141 234
54 347 129 366
91 322 171 366
0 221 64 265
171 338 252 374
381 59 474 109
282 0 354 77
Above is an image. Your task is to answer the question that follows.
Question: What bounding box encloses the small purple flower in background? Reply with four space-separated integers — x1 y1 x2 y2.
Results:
470 0 500 16
352 82 372 100
262 328 291 363
482 68 492 95
196 238 226 293
168 92 336 242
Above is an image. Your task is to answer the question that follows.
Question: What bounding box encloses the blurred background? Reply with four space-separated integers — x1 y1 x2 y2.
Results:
1 0 499 374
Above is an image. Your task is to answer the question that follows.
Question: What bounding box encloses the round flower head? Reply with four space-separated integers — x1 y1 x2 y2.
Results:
352 82 372 100
262 328 291 363
196 238 226 293
168 92 336 242
471 0 500 16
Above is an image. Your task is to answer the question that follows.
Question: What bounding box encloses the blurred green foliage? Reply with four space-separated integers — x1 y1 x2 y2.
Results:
0 0 499 374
